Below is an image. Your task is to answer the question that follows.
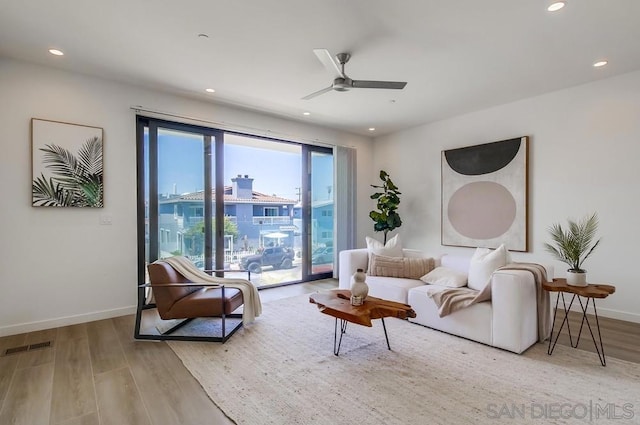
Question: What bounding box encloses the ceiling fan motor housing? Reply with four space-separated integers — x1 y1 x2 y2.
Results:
333 77 352 91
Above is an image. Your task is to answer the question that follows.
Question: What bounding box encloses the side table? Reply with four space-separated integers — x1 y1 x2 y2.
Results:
543 278 615 366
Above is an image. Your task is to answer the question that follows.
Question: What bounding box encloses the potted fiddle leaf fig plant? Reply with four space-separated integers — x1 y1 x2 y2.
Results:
544 212 601 286
369 170 402 244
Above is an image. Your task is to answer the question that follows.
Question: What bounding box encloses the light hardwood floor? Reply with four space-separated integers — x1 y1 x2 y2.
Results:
1 280 638 425
0 280 337 425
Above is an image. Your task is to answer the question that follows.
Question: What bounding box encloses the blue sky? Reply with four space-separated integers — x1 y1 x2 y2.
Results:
152 131 332 202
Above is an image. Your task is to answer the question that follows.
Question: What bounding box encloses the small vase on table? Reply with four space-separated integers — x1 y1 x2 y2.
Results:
350 268 369 306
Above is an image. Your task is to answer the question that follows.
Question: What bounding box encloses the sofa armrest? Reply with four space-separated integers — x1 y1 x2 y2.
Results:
490 270 542 353
338 249 369 289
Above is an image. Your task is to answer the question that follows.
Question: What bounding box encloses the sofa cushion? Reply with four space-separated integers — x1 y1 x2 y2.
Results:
468 244 507 291
365 235 403 273
408 285 493 346
420 266 467 288
366 276 425 304
369 254 435 279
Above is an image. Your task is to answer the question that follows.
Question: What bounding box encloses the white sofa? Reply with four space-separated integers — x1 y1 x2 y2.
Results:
338 248 552 354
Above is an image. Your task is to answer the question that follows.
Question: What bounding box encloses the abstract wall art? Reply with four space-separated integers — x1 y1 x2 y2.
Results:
441 136 528 251
32 118 104 207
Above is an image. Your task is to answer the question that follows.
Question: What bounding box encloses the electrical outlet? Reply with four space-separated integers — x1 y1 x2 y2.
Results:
99 214 113 225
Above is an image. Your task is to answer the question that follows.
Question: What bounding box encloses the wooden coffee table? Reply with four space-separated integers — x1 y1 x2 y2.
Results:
543 278 616 366
309 289 416 356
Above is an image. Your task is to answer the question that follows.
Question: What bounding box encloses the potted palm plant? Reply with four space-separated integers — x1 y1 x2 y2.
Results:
544 212 601 286
369 170 402 244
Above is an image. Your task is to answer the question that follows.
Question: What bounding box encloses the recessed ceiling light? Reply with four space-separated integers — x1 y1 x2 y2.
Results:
48 49 64 56
198 33 209 39
593 60 608 68
368 127 376 131
303 112 311 116
205 88 215 93
547 2 566 12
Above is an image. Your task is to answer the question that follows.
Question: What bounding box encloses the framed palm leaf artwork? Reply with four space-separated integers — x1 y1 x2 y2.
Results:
31 118 104 207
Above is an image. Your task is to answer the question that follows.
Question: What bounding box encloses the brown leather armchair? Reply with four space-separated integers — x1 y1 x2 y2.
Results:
142 262 244 342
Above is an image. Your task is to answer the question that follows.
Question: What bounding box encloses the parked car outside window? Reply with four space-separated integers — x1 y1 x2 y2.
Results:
311 247 333 265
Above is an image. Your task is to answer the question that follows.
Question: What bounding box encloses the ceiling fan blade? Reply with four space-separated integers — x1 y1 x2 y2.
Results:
352 80 407 90
313 48 345 78
302 86 333 100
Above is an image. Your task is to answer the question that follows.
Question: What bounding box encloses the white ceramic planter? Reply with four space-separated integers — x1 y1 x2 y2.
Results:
566 270 587 286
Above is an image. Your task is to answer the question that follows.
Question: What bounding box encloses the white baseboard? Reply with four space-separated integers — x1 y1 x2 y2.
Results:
0 306 138 337
551 293 640 323
593 307 640 324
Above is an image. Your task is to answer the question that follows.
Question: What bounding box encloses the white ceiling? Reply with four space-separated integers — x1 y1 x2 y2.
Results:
1 0 639 136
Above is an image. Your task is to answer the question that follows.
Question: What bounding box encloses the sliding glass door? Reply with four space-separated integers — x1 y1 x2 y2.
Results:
137 116 334 290
139 119 220 271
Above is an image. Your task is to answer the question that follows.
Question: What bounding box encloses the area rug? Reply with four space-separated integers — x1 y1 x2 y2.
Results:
168 294 640 425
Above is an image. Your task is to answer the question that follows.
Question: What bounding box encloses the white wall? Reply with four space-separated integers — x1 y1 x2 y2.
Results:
373 70 640 322
0 58 373 336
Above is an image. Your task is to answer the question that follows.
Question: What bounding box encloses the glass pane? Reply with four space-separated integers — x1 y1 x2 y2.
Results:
223 134 301 287
310 151 334 274
142 126 150 288
156 128 208 269
143 126 150 269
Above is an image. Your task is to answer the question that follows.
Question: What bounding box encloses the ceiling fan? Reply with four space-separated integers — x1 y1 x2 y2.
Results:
302 49 407 100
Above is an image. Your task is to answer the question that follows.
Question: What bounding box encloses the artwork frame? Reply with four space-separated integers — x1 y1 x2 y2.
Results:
31 118 104 207
441 136 528 252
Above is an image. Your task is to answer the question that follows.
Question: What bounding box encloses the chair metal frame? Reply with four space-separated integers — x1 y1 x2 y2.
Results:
134 281 243 343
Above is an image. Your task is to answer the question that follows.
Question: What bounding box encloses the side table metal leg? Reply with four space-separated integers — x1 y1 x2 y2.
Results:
577 297 607 366
548 292 576 355
547 291 561 355
563 293 576 346
592 300 607 366
333 318 348 356
381 318 391 350
574 295 588 348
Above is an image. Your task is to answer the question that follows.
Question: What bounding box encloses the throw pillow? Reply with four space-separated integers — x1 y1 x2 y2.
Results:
365 235 403 272
420 266 468 288
369 253 435 279
467 244 508 291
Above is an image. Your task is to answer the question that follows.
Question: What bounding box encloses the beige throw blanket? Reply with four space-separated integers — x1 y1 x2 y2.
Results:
158 256 262 325
427 263 550 342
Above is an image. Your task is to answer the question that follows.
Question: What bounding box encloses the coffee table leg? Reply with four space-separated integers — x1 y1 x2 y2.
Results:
334 318 348 356
381 318 391 350
333 318 392 355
